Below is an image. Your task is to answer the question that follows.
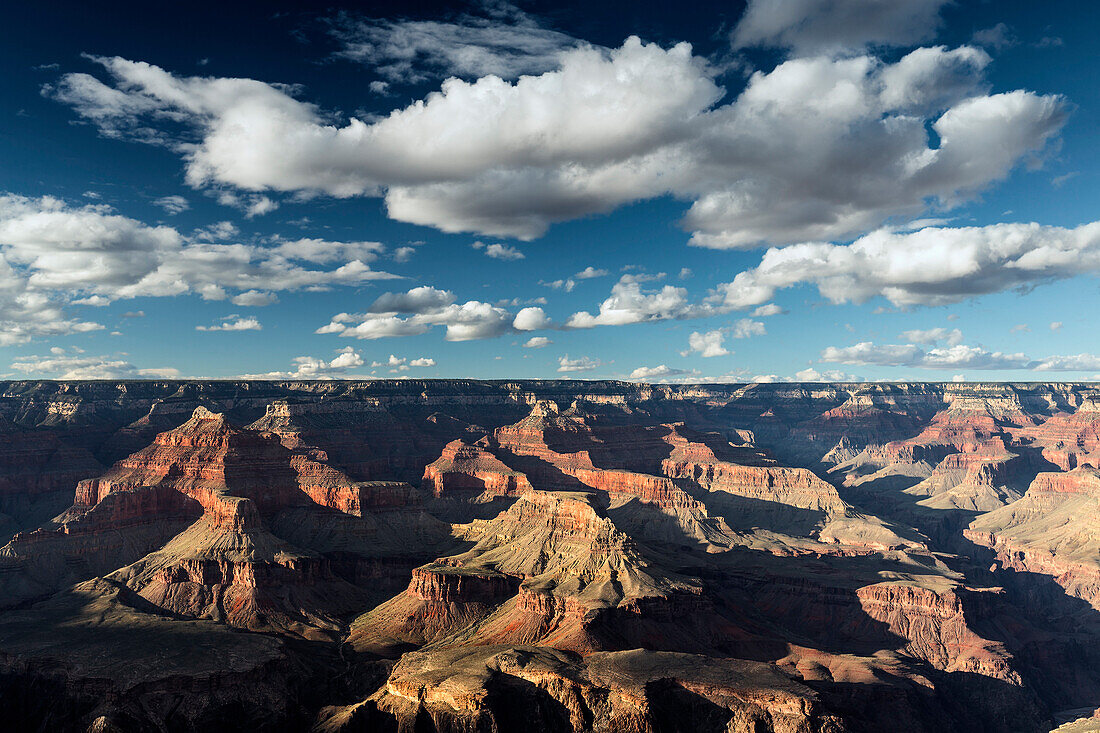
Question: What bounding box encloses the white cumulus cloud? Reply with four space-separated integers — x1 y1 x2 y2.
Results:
684 330 729 358
196 315 262 331
566 274 712 328
320 285 548 342
820 340 1100 372
629 364 691 380
711 221 1100 309
243 346 365 379
0 193 397 344
231 290 278 306
47 36 1063 247
11 351 179 379
900 327 963 345
472 241 525 260
557 354 601 373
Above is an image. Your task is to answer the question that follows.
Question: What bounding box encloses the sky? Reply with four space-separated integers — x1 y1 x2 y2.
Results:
0 0 1097 382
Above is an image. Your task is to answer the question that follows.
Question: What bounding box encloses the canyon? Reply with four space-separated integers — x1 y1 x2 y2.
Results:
0 379 1097 732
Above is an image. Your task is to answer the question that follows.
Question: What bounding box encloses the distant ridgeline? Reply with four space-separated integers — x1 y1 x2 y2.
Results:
0 379 1097 732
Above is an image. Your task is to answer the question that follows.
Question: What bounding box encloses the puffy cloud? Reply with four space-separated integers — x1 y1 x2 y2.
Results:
331 3 579 83
372 354 408 368
0 296 104 346
153 194 189 214
751 303 784 317
794 367 858 382
0 193 397 344
1051 321 1064 331
369 286 454 314
681 320 763 358
322 285 544 342
822 341 1013 369
730 318 766 339
557 354 601 373
196 315 262 331
684 330 729 358
523 336 552 348
817 340 1095 370
900 327 963 345
366 354 435 372
392 246 415 262
0 253 105 346
681 57 1063 248
317 312 429 339
326 347 364 370
0 194 182 295
271 237 383 263
192 220 239 240
574 266 608 279
10 352 179 379
1033 355 1100 372
711 221 1100 309
472 241 524 260
214 192 277 219
732 0 950 54
49 37 1061 247
629 364 690 380
541 278 575 292
428 302 516 341
231 290 278 306
512 306 551 331
72 295 111 306
244 346 365 379
566 274 711 328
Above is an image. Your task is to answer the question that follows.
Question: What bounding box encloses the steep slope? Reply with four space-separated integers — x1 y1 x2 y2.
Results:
0 380 1096 731
350 488 738 656
0 414 103 541
0 407 448 635
318 645 846 733
489 402 743 550
422 437 533 506
659 423 919 552
0 578 299 731
966 467 1100 610
1017 397 1100 471
830 390 1051 536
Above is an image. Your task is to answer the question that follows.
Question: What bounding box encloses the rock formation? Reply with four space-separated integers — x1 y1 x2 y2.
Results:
0 379 1094 731
966 467 1100 610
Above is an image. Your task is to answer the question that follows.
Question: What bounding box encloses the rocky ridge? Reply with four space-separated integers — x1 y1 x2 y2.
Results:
0 380 1096 731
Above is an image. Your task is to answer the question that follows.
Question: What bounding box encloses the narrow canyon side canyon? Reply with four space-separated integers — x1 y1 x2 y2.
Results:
0 379 1097 732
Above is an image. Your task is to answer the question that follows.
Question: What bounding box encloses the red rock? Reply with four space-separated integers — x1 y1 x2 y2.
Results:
422 439 532 499
966 467 1100 610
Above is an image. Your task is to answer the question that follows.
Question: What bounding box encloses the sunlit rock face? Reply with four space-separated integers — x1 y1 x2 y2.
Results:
0 379 1097 731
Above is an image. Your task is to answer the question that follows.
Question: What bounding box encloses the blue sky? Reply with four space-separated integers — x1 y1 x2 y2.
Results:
0 0 1097 381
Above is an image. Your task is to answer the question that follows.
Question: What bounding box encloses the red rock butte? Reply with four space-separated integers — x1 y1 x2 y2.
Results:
0 379 1097 732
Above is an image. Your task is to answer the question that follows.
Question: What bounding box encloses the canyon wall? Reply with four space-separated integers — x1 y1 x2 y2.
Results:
0 379 1096 731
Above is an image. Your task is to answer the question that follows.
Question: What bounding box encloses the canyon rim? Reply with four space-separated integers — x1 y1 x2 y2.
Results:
2 0 1099 730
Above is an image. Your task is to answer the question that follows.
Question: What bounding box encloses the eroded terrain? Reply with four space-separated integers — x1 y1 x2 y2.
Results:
0 379 1097 732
